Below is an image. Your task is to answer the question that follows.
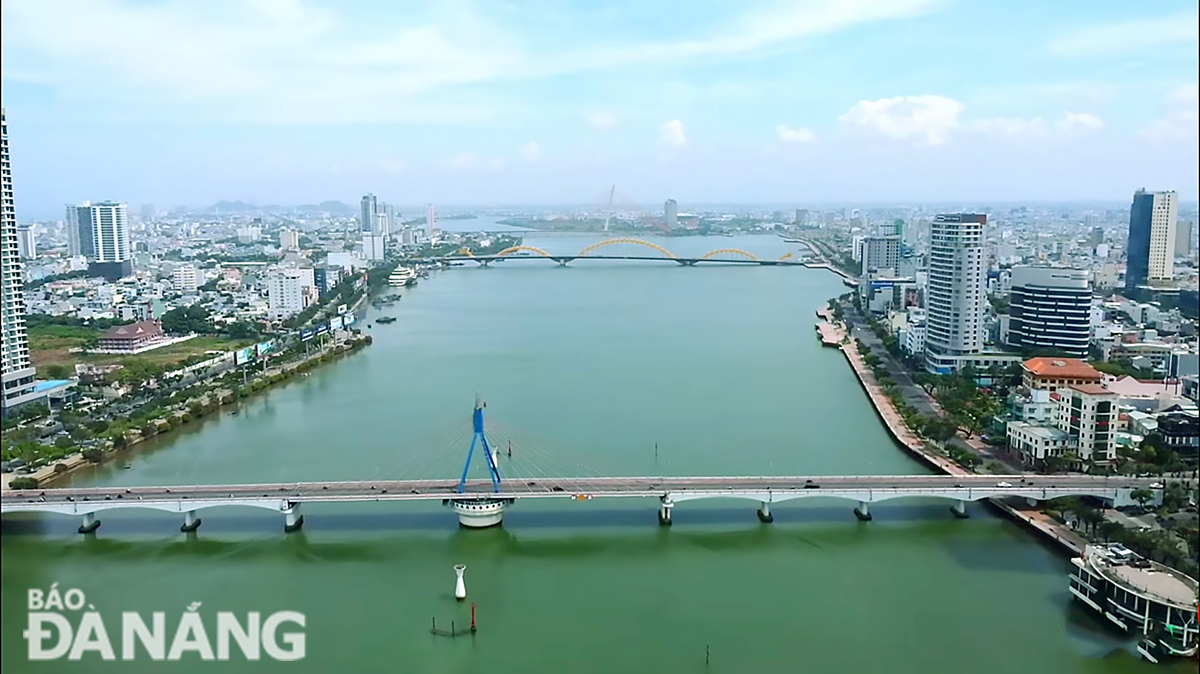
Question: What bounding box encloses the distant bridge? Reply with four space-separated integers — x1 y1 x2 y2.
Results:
435 238 802 266
0 474 1160 533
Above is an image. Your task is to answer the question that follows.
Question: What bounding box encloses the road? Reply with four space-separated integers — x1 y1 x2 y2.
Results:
0 474 1165 509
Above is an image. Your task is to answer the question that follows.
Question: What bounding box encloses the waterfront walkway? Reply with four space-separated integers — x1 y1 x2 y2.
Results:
819 305 1096 555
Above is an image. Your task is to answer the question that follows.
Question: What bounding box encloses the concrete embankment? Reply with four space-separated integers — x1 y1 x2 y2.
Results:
822 311 1085 556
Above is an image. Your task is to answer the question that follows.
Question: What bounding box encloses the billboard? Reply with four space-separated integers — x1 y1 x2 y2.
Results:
336 304 348 315
256 340 275 357
315 324 329 335
234 347 255 366
343 313 356 326
300 329 315 342
329 316 344 331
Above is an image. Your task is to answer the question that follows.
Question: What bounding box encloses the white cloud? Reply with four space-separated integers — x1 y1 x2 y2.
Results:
1049 12 1199 56
586 113 617 129
1141 83 1199 141
839 95 963 145
969 112 1103 137
1057 112 1104 132
777 125 818 144
661 120 687 147
0 0 945 124
521 141 541 161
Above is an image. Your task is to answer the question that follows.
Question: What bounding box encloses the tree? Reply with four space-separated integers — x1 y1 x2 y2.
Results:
160 304 213 335
1130 487 1154 507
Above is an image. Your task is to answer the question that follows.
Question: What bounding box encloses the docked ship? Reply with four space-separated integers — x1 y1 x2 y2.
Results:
388 267 417 286
1069 543 1199 663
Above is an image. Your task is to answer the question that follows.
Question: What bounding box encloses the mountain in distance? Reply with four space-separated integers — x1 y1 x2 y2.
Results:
202 200 356 216
295 201 356 215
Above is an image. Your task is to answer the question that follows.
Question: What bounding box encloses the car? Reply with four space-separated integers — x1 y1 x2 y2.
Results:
1150 482 1163 489
996 481 1013 488
804 483 820 489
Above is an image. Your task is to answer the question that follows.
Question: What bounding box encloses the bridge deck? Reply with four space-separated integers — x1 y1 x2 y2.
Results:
0 474 1159 514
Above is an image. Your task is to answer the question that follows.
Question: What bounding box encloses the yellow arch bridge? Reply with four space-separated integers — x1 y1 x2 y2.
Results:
437 239 802 267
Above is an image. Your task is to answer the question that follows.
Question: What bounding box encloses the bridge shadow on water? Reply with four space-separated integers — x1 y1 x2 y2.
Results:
1 501 1062 576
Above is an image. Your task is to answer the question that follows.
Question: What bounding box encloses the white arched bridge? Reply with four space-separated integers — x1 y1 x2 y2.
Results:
436 238 801 266
0 473 1161 533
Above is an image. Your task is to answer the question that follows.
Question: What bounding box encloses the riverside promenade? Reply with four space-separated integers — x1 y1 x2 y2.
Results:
818 307 1088 555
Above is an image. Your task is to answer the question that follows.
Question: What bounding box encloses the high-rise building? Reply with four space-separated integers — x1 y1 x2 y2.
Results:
1176 220 1193 257
795 209 809 226
664 199 678 229
1088 226 1104 247
140 204 155 221
266 268 316 319
1126 189 1177 289
279 229 300 250
426 204 437 237
924 213 987 374
361 194 378 233
860 236 901 277
362 234 386 263
16 223 36 260
1 109 42 414
1007 267 1091 357
68 201 131 280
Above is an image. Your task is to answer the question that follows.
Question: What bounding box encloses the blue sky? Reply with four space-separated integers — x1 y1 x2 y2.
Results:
2 0 1197 218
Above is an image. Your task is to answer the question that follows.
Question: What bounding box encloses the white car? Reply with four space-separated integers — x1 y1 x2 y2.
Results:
1150 482 1163 489
996 481 1013 488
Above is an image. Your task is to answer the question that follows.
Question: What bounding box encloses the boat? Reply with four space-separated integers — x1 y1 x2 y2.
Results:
376 316 397 324
1069 543 1199 662
388 267 417 286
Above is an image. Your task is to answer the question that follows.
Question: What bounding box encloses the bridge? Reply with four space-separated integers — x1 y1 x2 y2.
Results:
436 238 804 267
0 473 1162 533
0 397 1163 533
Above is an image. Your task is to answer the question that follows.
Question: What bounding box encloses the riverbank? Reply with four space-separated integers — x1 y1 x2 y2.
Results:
819 305 1086 556
3 335 373 491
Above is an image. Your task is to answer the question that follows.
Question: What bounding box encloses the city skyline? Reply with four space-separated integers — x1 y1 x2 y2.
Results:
1 0 1198 218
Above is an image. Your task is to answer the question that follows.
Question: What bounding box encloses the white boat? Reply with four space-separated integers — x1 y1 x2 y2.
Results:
388 267 417 286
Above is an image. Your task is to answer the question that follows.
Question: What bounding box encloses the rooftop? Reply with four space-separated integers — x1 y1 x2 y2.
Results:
1068 383 1114 396
1023 357 1102 379
1085 544 1199 609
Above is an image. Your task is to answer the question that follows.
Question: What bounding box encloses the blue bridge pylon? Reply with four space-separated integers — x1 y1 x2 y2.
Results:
457 395 501 494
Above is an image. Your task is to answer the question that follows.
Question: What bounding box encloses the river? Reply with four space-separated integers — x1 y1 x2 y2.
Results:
0 235 1182 673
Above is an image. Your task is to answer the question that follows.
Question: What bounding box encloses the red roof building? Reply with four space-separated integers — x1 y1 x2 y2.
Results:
1022 357 1103 391
98 320 166 353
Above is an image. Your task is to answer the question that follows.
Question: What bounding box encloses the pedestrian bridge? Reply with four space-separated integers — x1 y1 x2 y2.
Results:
437 238 802 266
0 474 1160 533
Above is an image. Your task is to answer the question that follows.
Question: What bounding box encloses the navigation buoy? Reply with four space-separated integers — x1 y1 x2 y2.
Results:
454 564 467 600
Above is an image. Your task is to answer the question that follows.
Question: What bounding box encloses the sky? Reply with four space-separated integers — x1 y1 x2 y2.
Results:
1 0 1197 219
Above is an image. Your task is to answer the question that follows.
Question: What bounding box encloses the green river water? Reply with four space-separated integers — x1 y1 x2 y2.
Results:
1 235 1186 673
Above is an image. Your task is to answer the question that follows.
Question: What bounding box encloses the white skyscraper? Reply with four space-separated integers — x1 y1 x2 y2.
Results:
924 213 987 374
1 109 42 414
664 199 678 229
267 269 316 319
16 223 36 260
69 200 131 280
426 204 437 237
362 234 386 263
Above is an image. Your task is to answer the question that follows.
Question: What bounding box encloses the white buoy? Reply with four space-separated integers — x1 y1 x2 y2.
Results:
454 564 467 601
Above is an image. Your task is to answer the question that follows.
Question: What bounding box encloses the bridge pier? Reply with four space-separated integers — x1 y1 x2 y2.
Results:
658 498 673 526
180 510 202 532
555 258 569 266
853 501 872 522
78 512 100 534
756 502 773 523
283 505 304 533
950 500 969 519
